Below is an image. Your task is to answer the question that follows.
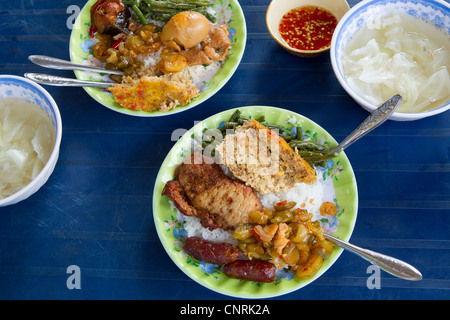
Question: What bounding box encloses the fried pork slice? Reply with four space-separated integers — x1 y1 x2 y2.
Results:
108 73 199 112
202 25 231 62
162 151 263 230
216 119 316 194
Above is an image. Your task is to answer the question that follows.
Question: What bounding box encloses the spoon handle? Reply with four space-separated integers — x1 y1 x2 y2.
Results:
325 234 422 281
25 73 113 88
330 94 402 154
28 55 124 76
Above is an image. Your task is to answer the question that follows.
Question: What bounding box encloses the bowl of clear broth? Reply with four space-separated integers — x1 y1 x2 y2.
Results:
331 0 450 121
266 0 350 57
0 75 62 207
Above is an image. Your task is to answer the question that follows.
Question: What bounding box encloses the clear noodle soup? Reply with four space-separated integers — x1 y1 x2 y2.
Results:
342 11 450 113
0 97 56 199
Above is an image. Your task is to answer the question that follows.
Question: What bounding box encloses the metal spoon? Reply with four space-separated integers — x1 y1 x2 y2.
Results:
307 94 402 162
325 234 422 281
331 94 402 155
24 73 113 88
28 55 124 76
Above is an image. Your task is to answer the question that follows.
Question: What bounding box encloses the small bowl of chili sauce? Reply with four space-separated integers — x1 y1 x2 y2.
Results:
266 0 350 57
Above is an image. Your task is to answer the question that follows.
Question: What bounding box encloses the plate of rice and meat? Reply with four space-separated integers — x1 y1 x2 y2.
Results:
152 106 358 298
69 0 246 116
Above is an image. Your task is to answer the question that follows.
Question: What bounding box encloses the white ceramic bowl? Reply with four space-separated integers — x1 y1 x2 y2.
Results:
266 0 350 57
0 75 62 207
331 0 450 121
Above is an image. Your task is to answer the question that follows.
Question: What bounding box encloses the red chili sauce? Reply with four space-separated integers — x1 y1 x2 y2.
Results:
279 6 338 51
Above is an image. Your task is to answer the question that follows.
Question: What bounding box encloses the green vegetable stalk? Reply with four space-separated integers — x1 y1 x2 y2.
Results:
125 0 216 23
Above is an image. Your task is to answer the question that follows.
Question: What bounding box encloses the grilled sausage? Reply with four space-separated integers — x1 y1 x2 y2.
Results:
183 237 240 265
223 260 276 283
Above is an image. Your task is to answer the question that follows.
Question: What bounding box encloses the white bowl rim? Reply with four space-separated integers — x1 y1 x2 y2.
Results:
330 0 450 120
0 75 63 206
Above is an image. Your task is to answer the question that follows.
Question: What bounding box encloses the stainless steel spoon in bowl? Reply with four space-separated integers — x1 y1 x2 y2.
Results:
331 94 402 155
28 55 124 76
306 94 402 163
325 234 422 281
25 55 122 88
24 73 114 88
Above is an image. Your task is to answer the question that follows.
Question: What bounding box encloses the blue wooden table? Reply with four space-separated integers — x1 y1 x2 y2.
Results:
0 0 449 300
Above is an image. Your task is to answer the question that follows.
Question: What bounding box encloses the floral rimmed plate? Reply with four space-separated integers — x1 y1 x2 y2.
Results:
152 106 358 298
69 0 246 117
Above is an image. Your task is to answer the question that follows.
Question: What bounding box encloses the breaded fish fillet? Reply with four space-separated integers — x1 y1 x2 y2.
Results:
216 119 316 194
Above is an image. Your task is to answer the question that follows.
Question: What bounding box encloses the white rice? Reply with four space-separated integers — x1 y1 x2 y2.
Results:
258 170 335 222
183 61 221 88
141 48 221 89
178 212 239 246
179 166 336 245
141 47 163 67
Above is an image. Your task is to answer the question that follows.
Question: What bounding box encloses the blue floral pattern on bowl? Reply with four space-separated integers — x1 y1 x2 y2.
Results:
0 76 59 127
